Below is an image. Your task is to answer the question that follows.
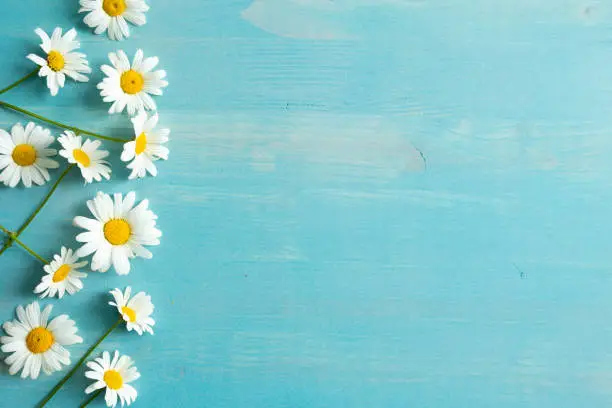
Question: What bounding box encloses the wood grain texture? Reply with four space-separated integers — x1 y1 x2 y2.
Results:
2 0 612 407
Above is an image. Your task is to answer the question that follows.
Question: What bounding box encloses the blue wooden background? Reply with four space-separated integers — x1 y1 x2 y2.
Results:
3 0 612 406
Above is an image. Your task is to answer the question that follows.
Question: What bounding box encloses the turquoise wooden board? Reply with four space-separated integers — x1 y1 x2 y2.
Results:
3 0 612 407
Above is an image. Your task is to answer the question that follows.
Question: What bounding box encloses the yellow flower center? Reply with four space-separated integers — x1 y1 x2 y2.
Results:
103 370 124 390
135 132 147 155
103 219 132 246
102 0 126 17
47 50 65 72
52 264 71 283
120 70 144 95
121 306 137 322
25 327 54 354
73 149 91 168
12 144 37 166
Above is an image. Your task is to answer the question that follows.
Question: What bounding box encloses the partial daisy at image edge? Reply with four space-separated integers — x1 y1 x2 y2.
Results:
79 0 150 41
0 122 59 188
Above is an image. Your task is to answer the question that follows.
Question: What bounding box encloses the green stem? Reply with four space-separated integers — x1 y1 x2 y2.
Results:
0 225 15 257
0 164 75 258
79 389 103 408
38 318 123 408
0 101 127 143
15 164 76 237
0 224 14 256
0 224 48 263
0 68 39 95
0 224 11 236
0 240 12 257
14 237 47 263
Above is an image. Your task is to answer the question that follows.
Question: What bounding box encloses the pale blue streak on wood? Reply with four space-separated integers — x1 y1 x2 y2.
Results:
2 1 612 407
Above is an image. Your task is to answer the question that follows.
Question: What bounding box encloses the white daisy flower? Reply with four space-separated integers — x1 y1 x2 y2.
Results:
74 191 161 275
97 49 168 116
79 0 149 41
26 27 91 96
58 131 111 184
0 122 59 188
0 302 83 379
120 111 169 179
85 351 139 407
109 287 155 335
34 247 88 299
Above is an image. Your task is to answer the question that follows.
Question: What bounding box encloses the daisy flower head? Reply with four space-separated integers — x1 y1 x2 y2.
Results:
110 287 155 335
79 0 149 41
85 351 140 407
74 191 161 275
121 111 169 179
26 27 91 96
58 131 111 183
0 302 83 379
98 49 168 116
0 122 59 188
34 247 88 299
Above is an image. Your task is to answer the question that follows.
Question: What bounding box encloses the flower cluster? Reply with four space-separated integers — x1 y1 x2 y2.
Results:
2 286 153 406
1 28 169 188
1 6 166 407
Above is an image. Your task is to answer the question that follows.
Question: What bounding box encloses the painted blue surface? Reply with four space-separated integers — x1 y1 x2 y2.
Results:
3 0 612 406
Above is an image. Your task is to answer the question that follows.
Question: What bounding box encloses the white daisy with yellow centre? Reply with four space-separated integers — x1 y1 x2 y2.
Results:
85 351 140 407
97 49 168 116
26 27 91 96
79 0 149 41
0 122 59 188
74 191 161 275
121 111 169 179
58 131 112 184
109 287 155 335
0 302 83 379
34 247 88 299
